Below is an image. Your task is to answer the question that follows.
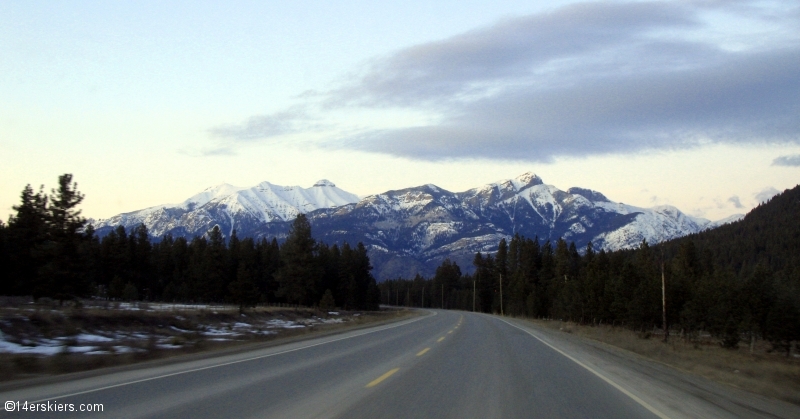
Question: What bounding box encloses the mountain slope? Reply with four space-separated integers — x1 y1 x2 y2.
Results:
299 173 723 278
90 172 739 279
91 180 359 238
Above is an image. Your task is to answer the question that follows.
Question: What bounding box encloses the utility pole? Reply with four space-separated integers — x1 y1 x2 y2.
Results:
500 274 504 316
406 288 410 307
441 284 444 309
662 248 668 343
422 286 424 308
473 280 476 312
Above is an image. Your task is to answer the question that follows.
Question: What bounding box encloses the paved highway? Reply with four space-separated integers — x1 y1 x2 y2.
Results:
2 310 798 418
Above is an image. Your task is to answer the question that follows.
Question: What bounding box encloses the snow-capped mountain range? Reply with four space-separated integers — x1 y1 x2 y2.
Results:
90 172 743 279
91 180 359 239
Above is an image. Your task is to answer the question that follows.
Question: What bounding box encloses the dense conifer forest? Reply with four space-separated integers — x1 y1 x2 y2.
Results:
2 175 798 352
379 184 800 353
0 175 380 311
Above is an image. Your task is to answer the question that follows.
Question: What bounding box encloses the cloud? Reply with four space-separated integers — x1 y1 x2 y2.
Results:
755 187 780 203
342 45 800 161
200 147 236 157
335 1 800 161
178 146 236 157
211 1 800 161
209 107 323 141
328 1 700 108
772 154 800 166
727 196 744 209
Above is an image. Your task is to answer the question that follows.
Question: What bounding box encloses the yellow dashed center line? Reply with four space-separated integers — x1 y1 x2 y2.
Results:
416 348 430 356
366 368 400 388
437 337 445 342
448 330 453 334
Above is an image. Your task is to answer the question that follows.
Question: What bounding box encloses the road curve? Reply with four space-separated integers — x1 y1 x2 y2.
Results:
2 310 793 418
1 310 655 418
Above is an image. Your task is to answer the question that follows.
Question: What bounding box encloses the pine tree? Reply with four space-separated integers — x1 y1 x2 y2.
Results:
6 184 49 296
319 289 336 311
258 237 281 303
0 221 9 295
495 238 509 313
130 224 152 299
472 253 494 313
434 258 461 309
199 226 228 302
38 174 89 303
276 214 321 306
229 264 260 313
228 237 261 312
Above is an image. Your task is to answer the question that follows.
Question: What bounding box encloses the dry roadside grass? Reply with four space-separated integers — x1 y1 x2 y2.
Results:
525 319 800 405
0 300 417 382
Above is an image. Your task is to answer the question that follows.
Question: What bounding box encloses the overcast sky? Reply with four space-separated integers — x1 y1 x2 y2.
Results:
2 0 798 222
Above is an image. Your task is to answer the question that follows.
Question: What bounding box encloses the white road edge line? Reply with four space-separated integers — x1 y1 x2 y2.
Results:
31 311 435 404
496 317 671 419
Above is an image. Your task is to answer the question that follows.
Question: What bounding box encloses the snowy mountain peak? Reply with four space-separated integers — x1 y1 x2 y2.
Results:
180 183 241 209
513 172 544 189
91 179 360 238
482 172 544 194
313 179 336 187
567 187 610 203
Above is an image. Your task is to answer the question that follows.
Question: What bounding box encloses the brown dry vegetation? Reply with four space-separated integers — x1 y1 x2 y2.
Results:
526 318 800 404
0 298 414 382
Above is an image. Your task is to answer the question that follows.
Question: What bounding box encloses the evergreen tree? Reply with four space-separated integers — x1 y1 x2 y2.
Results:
130 224 153 299
258 237 281 303
276 214 321 306
0 221 7 295
472 253 494 313
434 258 461 309
228 263 259 313
495 238 509 313
229 238 260 313
319 289 336 310
5 184 49 296
38 174 90 302
199 226 229 302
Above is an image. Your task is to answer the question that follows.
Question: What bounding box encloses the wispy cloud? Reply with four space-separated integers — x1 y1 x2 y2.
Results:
772 154 800 166
727 196 744 209
209 0 800 161
209 106 325 141
327 1 700 108
755 187 780 203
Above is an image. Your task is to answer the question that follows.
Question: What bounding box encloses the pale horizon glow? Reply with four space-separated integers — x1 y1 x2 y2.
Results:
2 0 798 223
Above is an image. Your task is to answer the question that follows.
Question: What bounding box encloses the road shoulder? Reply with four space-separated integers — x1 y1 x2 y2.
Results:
500 316 800 419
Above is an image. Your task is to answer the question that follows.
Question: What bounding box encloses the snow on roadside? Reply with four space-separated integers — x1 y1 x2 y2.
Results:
0 308 359 357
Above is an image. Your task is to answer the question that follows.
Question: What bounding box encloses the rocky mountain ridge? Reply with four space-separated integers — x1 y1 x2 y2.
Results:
90 173 742 279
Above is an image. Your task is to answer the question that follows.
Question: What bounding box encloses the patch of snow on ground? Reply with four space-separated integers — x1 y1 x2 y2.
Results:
75 333 115 343
265 319 305 329
66 346 96 354
0 338 63 355
201 327 240 336
170 326 192 333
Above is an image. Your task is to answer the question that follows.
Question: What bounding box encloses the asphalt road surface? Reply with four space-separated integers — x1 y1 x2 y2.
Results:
2 310 798 419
